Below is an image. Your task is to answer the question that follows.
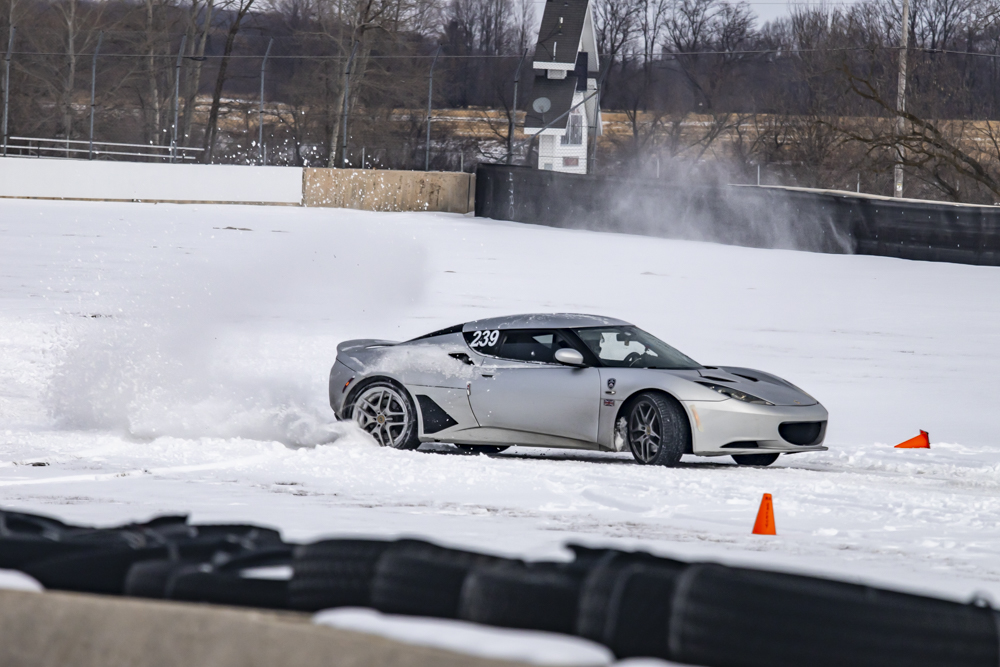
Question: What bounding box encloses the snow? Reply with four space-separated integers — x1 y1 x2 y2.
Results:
0 157 302 204
0 569 43 592
2 197 1000 615
314 608 614 665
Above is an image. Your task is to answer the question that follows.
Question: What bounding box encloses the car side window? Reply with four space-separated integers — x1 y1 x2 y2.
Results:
494 330 573 364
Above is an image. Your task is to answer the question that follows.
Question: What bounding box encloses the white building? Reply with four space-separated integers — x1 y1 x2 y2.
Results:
523 0 601 174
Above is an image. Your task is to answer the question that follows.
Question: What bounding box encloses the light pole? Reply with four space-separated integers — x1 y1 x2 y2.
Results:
88 32 103 160
894 0 910 198
258 38 273 165
170 35 187 163
507 49 527 165
425 46 441 171
3 26 15 157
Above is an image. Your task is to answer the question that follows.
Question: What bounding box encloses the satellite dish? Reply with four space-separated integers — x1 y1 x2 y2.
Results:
532 97 552 114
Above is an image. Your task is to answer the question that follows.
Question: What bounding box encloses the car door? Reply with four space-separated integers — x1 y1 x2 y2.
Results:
466 328 600 446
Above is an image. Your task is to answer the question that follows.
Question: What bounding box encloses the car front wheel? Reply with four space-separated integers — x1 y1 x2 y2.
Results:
350 381 420 450
625 392 689 467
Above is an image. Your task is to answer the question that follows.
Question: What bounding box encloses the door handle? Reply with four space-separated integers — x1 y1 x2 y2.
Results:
449 352 475 366
480 371 494 378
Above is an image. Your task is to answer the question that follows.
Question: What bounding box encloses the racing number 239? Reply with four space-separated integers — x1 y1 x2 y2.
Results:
470 330 500 348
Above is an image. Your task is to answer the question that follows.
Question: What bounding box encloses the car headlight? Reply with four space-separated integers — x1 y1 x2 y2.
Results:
696 382 774 406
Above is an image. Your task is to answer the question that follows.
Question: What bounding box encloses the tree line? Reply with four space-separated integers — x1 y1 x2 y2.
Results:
3 0 1000 202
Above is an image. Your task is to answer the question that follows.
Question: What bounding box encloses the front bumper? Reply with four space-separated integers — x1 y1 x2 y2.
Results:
682 399 829 456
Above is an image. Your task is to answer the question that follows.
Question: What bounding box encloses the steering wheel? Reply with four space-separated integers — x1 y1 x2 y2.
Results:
623 352 643 367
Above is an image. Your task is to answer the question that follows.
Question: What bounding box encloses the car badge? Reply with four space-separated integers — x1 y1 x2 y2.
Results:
607 378 616 390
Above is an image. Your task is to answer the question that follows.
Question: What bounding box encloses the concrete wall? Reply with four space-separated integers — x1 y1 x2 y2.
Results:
0 157 303 205
0 589 525 667
304 168 475 213
0 158 476 213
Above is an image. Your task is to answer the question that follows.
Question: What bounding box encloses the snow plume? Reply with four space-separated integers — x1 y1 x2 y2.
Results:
522 159 855 254
44 219 426 446
612 159 855 254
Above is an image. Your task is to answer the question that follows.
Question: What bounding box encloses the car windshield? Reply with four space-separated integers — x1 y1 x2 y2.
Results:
572 326 701 369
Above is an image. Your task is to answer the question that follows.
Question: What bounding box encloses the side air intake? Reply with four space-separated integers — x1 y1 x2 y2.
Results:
416 395 459 434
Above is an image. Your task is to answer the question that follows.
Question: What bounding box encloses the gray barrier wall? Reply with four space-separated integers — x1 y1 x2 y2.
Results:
474 164 1000 266
0 588 526 667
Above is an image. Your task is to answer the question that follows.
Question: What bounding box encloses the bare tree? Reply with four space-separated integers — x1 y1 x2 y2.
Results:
203 0 255 162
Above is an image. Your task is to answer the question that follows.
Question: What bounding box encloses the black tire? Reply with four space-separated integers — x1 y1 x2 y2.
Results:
123 524 284 598
575 549 685 648
0 538 101 570
165 546 293 610
459 562 583 635
288 539 393 612
603 562 687 658
370 541 509 619
669 564 1000 667
732 453 780 466
0 510 142 569
625 392 690 466
349 380 420 450
455 445 510 455
20 546 169 595
125 558 198 599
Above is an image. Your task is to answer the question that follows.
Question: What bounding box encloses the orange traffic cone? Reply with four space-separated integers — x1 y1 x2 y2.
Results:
895 430 930 449
752 493 776 535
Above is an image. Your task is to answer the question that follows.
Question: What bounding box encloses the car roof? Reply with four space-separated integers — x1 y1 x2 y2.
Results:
462 313 632 332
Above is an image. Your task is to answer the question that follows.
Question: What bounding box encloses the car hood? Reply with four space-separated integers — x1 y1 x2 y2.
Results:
668 366 819 407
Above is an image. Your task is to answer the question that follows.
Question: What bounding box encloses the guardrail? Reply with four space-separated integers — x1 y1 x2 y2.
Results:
2 136 203 162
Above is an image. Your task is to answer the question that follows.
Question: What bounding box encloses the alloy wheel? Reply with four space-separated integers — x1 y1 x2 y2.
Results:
628 399 662 464
353 385 412 448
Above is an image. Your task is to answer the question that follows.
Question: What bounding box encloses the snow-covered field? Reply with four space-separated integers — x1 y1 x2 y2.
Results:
3 198 1000 611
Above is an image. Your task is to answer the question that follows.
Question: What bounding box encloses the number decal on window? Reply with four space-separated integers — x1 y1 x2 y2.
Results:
469 330 500 348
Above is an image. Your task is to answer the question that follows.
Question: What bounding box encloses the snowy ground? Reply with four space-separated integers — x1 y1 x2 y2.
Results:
3 198 1000 614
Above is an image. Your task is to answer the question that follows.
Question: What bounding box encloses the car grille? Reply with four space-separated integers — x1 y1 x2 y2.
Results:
779 421 826 446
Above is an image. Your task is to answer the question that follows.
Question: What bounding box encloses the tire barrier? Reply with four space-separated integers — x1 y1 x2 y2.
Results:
459 561 584 634
668 563 1000 667
3 506 997 667
165 547 294 610
289 539 394 611
370 540 511 619
474 163 1000 267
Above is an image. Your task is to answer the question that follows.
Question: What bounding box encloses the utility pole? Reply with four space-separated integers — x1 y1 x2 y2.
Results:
88 32 103 160
507 49 527 165
3 26 15 157
586 86 600 173
258 38 272 166
170 35 186 163
339 39 359 168
894 0 910 198
425 46 441 171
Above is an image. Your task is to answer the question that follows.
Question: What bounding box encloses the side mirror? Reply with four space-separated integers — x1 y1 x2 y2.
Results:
554 348 586 366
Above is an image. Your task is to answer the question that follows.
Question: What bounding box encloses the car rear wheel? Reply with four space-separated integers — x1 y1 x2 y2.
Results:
351 382 420 450
732 453 780 466
455 445 510 455
626 392 689 467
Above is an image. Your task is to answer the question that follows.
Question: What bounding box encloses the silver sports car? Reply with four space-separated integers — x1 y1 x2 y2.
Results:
329 314 828 467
